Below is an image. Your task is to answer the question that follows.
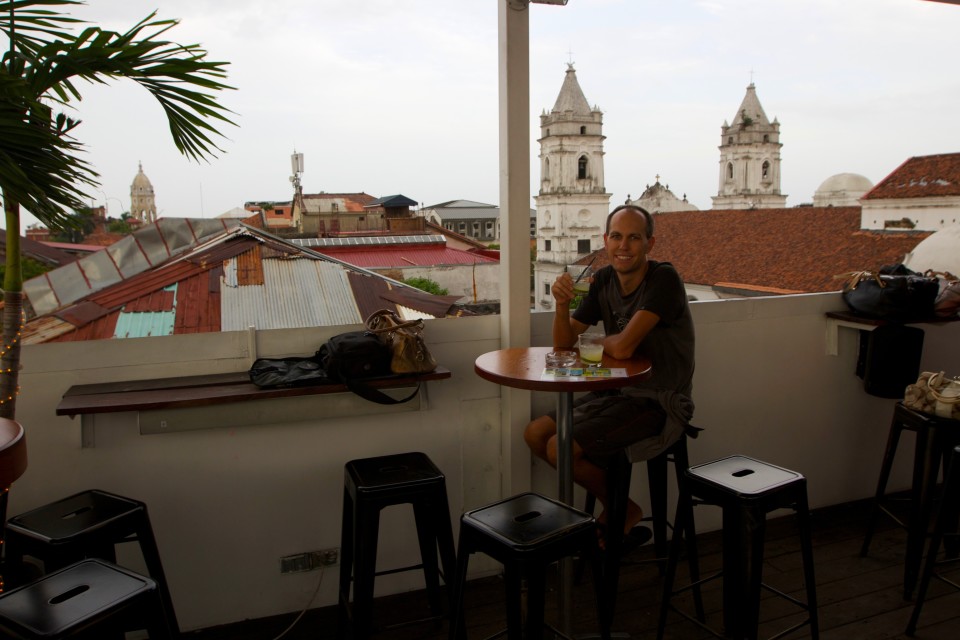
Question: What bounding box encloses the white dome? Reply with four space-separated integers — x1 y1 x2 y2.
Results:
813 173 873 207
903 225 960 276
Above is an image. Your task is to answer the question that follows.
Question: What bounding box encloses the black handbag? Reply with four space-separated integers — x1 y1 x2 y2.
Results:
317 331 420 405
839 264 939 321
318 331 392 381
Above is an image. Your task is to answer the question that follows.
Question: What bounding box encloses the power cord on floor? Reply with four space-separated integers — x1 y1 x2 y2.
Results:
270 566 326 640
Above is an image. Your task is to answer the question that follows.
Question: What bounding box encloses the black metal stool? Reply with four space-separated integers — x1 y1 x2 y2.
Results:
860 402 960 599
657 455 819 640
0 558 174 639
3 489 179 637
906 445 960 636
449 492 608 640
337 451 458 639
582 435 704 628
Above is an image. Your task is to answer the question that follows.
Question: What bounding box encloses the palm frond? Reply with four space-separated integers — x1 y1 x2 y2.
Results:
0 3 236 227
0 1 85 59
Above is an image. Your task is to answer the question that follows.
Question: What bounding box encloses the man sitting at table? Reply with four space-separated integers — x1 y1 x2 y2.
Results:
524 204 695 549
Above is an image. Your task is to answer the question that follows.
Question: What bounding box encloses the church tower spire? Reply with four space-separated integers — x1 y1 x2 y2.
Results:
711 83 787 209
533 64 611 311
130 162 158 223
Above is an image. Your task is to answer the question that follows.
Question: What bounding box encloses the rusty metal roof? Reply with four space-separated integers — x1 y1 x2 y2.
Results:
23 220 460 344
313 244 498 268
24 218 239 316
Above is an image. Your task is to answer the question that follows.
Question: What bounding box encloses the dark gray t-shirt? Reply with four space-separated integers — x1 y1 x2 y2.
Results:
573 260 695 397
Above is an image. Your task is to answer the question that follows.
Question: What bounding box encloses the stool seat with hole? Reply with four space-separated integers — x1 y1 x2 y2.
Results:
3 489 179 637
657 455 819 640
449 492 609 640
860 402 960 599
0 558 174 639
337 452 458 639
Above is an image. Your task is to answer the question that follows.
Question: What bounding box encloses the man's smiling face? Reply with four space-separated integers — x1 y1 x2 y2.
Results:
603 208 655 277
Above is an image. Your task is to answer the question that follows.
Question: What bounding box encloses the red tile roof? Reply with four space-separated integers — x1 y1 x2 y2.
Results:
863 153 960 200
584 207 931 294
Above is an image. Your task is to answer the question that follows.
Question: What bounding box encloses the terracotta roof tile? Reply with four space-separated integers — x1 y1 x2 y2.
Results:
587 207 930 293
863 153 960 200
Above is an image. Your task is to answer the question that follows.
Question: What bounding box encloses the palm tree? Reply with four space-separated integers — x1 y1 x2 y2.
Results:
0 0 235 417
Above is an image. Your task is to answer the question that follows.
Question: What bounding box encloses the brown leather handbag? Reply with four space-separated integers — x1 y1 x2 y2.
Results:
365 309 438 374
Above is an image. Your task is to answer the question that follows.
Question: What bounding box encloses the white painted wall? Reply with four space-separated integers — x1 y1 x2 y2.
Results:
9 293 960 631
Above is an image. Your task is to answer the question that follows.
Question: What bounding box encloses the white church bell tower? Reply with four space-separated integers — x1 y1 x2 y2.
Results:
534 64 611 311
712 83 787 209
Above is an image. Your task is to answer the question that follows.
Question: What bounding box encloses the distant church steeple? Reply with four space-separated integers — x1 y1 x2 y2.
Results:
711 83 787 209
533 64 611 310
130 162 157 223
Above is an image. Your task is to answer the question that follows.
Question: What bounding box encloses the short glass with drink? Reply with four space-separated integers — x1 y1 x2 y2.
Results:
578 332 604 367
572 266 593 295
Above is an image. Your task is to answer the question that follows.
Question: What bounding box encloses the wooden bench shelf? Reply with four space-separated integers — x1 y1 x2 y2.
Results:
57 368 452 418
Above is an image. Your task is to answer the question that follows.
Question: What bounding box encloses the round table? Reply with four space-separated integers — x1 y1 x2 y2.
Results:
474 346 652 636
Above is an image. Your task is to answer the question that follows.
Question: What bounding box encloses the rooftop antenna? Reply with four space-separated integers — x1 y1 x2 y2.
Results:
290 151 304 195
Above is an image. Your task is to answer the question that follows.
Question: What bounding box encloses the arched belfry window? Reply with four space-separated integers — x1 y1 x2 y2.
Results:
578 156 588 180
762 161 770 180
726 163 734 180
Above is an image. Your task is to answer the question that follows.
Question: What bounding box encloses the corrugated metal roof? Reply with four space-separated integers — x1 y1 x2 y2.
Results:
22 222 462 343
124 289 175 313
21 316 78 345
220 259 361 330
40 311 120 343
315 245 498 268
292 235 444 248
24 218 239 315
114 308 176 338
174 270 221 334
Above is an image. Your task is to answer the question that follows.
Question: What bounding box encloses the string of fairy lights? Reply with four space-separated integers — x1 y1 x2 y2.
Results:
0 309 26 406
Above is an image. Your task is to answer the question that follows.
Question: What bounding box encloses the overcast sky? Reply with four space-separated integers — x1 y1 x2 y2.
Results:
14 0 960 231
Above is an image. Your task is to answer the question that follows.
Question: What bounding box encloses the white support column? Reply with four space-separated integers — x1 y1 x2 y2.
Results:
497 0 532 495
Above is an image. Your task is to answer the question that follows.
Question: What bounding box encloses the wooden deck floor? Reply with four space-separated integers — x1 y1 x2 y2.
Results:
187 497 960 640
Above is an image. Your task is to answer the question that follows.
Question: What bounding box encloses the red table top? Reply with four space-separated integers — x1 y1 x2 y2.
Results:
474 346 652 393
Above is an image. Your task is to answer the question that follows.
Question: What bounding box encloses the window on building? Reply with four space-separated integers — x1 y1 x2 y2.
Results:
580 126 586 134
472 222 480 236
530 219 536 237
728 137 733 145
763 135 769 143
485 221 494 237
578 156 588 180
577 239 590 254
459 223 466 234
762 161 770 180
727 163 734 180
331 203 338 211
545 239 551 251
544 282 551 296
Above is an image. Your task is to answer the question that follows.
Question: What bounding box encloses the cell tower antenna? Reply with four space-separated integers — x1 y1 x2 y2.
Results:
290 150 304 194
